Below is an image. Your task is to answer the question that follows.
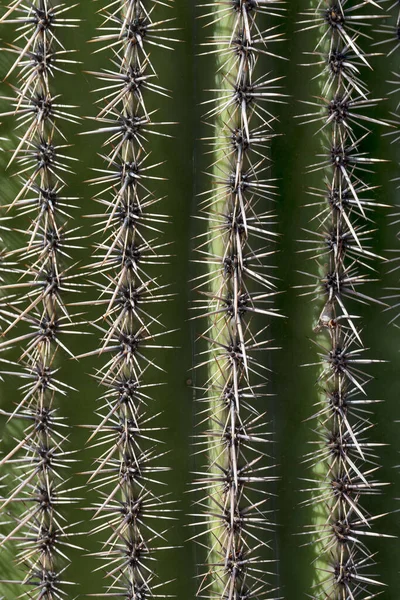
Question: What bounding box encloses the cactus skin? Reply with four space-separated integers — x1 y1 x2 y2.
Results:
298 1 394 598
0 1 81 598
76 1 179 597
191 2 285 598
0 1 399 599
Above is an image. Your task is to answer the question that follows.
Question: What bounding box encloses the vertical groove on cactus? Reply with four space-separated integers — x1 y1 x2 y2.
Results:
0 1 81 598
298 1 392 597
78 1 178 597
192 2 285 598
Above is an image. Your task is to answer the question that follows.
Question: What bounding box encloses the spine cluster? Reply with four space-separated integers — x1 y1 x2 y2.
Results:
299 1 390 597
193 2 284 599
0 1 79 598
81 1 177 597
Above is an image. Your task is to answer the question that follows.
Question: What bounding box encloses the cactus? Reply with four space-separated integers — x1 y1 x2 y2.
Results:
0 1 81 598
190 2 285 599
297 2 394 597
0 1 399 600
74 1 179 597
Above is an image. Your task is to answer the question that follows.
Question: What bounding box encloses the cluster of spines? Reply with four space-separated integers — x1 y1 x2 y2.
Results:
192 2 285 599
0 1 81 598
298 1 391 598
78 1 177 597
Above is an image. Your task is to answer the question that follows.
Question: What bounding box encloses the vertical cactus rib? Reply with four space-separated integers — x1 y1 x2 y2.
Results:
0 1 81 598
78 1 178 597
298 1 392 597
192 2 285 599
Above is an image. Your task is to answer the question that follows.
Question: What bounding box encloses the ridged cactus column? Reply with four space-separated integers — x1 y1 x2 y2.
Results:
77 1 178 597
192 2 284 598
0 1 80 598
298 1 392 597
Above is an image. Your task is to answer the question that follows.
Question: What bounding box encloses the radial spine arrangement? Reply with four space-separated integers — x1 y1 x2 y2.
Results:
80 1 177 598
299 1 390 597
192 1 285 598
0 1 80 598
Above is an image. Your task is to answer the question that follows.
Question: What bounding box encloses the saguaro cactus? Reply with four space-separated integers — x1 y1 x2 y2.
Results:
0 1 399 600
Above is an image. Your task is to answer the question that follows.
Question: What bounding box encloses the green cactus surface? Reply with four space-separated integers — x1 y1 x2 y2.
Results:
0 1 399 600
